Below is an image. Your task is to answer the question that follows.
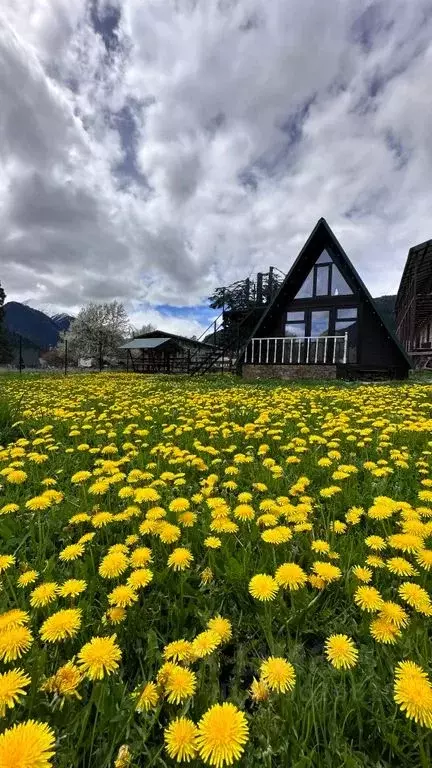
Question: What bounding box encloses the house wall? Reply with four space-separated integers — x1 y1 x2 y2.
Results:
243 364 337 380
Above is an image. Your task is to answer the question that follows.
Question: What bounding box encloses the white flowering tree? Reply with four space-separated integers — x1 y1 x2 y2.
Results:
58 301 131 367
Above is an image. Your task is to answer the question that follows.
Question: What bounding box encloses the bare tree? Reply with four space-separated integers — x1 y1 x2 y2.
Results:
133 323 156 337
58 301 131 366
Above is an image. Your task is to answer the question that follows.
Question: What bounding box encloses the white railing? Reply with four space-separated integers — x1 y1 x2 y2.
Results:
244 333 348 365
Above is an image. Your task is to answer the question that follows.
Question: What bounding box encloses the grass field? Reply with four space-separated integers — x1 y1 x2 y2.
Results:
0 373 431 767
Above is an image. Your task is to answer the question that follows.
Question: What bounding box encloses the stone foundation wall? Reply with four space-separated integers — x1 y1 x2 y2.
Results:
242 364 337 380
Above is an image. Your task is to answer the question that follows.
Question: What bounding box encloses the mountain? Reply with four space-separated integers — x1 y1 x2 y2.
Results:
51 313 74 332
374 295 397 332
3 302 68 351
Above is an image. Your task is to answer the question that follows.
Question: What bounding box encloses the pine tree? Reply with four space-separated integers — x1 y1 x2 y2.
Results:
0 282 13 365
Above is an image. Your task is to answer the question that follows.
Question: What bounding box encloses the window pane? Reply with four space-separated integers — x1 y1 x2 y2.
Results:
294 270 313 299
337 307 357 320
336 319 357 363
315 265 329 296
331 265 353 296
310 310 330 337
285 322 305 338
316 249 333 264
287 311 305 321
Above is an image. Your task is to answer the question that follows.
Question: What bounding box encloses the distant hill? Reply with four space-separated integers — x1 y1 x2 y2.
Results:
51 313 74 332
4 302 73 352
374 295 396 332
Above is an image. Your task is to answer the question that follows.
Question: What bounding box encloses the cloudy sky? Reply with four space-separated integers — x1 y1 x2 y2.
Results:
1 0 432 336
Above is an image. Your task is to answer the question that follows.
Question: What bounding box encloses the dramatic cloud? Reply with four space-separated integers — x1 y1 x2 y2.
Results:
1 0 432 332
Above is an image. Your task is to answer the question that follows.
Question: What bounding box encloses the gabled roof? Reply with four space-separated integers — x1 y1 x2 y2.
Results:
133 329 215 348
395 238 432 328
120 337 171 350
249 217 411 367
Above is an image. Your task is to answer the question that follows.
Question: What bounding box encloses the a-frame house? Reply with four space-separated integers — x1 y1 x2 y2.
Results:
242 218 411 380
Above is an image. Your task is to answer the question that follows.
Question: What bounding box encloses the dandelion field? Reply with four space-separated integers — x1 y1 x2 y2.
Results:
0 373 432 767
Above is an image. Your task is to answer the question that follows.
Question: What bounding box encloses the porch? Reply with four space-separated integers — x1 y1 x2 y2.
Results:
243 333 348 366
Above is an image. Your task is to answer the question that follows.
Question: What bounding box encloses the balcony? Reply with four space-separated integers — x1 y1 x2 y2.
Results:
244 334 349 366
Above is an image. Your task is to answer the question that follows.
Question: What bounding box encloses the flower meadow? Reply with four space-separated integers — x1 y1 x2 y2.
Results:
0 374 432 768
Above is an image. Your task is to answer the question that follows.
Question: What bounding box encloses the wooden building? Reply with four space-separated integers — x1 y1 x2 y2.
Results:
395 238 432 368
121 330 216 373
242 218 410 381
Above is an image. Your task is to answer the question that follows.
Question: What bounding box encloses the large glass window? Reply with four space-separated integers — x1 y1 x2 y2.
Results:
293 250 353 299
337 307 357 319
335 315 358 363
294 270 313 299
285 310 305 338
315 266 330 296
285 322 306 338
331 266 353 296
310 310 330 337
316 249 333 264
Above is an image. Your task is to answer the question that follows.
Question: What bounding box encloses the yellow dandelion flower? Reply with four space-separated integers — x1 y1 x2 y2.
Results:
370 617 401 644
59 543 85 562
158 523 181 544
201 567 214 585
0 625 33 662
164 717 198 763
398 582 432 615
30 582 59 608
40 608 82 643
386 557 417 577
275 563 307 591
191 630 221 659
394 661 432 727
169 498 190 512
17 570 39 588
379 601 409 628
0 609 30 631
260 657 296 693
207 616 232 643
250 678 269 702
0 720 55 767
167 548 194 571
354 586 384 612
163 639 193 663
41 662 82 699
130 547 153 568
134 680 159 712
311 561 342 583
108 584 138 607
164 665 197 704
415 548 432 571
134 487 160 503
365 535 386 551
248 574 279 601
0 667 31 715
58 579 87 598
387 533 423 554
204 536 222 549
261 526 292 545
114 745 132 768
99 552 129 579
196 702 249 767
127 568 153 590
78 634 121 680
0 555 15 574
352 566 373 583
5 470 27 484
325 634 358 669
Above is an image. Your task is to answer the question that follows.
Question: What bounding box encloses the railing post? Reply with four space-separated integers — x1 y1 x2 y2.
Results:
343 332 348 364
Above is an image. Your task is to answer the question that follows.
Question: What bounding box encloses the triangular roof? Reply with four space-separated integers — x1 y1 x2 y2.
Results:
249 218 411 367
